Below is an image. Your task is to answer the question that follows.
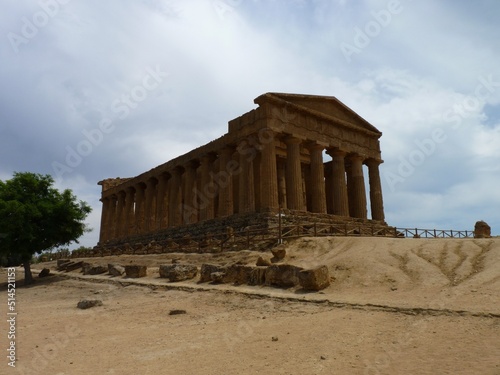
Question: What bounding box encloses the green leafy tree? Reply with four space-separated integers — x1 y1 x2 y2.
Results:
0 172 91 284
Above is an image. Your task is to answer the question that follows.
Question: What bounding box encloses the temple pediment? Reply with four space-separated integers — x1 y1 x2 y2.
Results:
255 92 381 135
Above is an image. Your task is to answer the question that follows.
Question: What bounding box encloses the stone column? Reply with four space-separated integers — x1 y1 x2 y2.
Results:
324 164 334 214
123 187 135 237
99 197 110 243
347 154 367 219
155 173 169 230
199 154 216 221
217 147 234 217
114 191 126 239
168 167 182 227
134 183 146 234
183 161 199 224
260 131 279 211
285 137 304 210
366 159 385 221
306 143 327 214
277 160 287 209
238 145 255 213
106 195 118 240
328 149 349 217
144 178 157 233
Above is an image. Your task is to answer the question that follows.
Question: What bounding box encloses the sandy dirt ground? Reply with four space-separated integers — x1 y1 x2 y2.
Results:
1 237 499 375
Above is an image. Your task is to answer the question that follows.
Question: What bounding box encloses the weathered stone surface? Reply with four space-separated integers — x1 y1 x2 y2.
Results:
159 264 198 282
474 221 491 238
57 259 71 269
271 247 286 262
249 266 267 285
108 264 125 277
124 265 147 278
256 256 272 267
81 263 107 275
77 300 103 309
39 268 51 278
298 265 331 291
199 264 225 283
210 272 226 283
265 264 303 288
224 264 254 285
65 261 84 272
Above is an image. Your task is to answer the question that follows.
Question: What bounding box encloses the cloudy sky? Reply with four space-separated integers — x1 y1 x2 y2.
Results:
1 0 499 248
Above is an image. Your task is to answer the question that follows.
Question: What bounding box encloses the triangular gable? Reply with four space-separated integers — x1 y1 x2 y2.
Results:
255 92 381 135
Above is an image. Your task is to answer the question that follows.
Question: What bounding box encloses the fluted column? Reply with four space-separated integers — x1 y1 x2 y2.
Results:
99 197 110 243
155 173 169 230
124 187 135 237
183 161 199 224
260 131 279 211
168 167 182 227
217 147 234 217
134 183 146 234
144 178 157 232
307 143 327 213
324 164 334 214
115 191 126 239
328 149 349 217
238 145 255 213
366 159 385 221
348 154 367 219
277 160 287 209
107 195 118 240
285 137 304 210
199 154 216 221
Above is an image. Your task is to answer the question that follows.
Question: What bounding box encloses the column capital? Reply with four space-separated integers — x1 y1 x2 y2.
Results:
364 158 384 167
326 148 347 157
347 153 366 163
284 135 303 145
305 141 327 151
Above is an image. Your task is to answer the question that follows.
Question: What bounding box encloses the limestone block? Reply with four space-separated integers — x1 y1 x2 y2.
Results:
256 256 272 267
265 264 303 288
224 264 254 285
298 265 331 291
249 266 267 285
57 259 71 269
159 264 198 282
474 221 491 238
65 261 84 272
199 264 225 283
125 265 147 278
39 268 51 278
108 264 125 277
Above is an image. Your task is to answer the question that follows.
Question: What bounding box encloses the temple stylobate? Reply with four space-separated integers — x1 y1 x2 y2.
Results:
97 93 387 245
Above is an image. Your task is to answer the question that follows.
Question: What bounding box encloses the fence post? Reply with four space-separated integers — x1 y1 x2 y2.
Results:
433 229 437 238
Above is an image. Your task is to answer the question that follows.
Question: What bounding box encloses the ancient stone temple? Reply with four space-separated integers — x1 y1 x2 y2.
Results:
97 92 388 249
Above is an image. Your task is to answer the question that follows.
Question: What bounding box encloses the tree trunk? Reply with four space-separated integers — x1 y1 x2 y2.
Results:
23 261 34 285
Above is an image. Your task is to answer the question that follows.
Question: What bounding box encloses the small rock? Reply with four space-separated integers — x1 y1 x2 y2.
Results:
320 355 327 360
38 268 51 278
256 256 272 267
77 300 103 309
272 336 279 342
271 248 286 262
169 309 187 315
391 286 398 291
